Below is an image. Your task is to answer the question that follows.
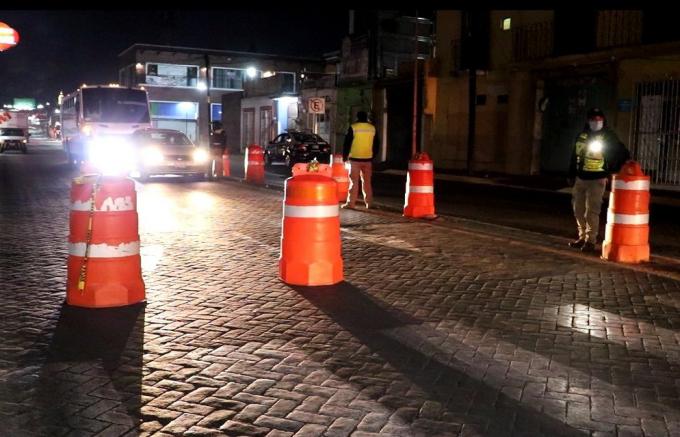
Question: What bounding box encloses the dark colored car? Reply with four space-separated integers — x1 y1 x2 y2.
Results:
263 130 332 168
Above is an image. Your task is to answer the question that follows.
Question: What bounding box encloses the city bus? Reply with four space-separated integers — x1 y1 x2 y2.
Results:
60 84 151 167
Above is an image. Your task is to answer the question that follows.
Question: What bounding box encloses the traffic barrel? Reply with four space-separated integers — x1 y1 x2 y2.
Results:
404 152 436 218
67 175 145 308
280 160 343 286
601 161 650 263
331 154 350 204
222 150 230 177
245 144 265 184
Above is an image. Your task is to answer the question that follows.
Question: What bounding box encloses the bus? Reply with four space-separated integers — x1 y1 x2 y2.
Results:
61 84 151 167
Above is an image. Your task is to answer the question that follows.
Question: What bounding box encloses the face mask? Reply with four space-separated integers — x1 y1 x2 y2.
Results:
589 120 603 131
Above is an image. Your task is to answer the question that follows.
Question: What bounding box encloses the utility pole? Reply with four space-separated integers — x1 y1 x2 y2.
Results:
204 54 211 147
411 10 419 157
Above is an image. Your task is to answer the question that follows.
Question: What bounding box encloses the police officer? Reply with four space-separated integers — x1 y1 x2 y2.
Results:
342 111 379 209
568 108 630 252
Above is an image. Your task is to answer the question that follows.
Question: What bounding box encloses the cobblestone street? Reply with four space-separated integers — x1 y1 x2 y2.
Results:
1 144 680 436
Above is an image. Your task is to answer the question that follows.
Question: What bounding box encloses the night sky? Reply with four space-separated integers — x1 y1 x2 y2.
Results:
0 10 348 105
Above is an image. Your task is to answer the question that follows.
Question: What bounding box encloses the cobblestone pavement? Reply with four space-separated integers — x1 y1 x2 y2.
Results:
1 144 680 436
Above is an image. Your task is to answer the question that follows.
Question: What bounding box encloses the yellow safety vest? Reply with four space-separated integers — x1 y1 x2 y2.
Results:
349 122 376 159
575 132 606 173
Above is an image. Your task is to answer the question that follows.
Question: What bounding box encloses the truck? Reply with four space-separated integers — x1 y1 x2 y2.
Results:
0 110 29 154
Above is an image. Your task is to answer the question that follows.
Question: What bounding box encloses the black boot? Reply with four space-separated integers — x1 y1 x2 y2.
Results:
568 239 585 249
581 242 596 253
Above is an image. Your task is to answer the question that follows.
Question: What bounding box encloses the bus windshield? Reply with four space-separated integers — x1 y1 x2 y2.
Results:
82 88 150 124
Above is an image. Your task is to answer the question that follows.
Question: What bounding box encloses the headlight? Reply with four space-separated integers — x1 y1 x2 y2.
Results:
141 146 164 165
81 125 92 136
193 148 209 164
588 140 603 153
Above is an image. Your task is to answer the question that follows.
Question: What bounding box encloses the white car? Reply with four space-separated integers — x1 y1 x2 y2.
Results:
129 128 211 181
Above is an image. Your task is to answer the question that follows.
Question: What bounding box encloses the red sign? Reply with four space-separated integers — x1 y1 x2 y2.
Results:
0 22 19 52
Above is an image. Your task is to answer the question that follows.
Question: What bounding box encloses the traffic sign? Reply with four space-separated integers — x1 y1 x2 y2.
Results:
308 97 325 114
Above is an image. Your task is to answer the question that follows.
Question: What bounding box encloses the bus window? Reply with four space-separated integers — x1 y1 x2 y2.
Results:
82 88 150 124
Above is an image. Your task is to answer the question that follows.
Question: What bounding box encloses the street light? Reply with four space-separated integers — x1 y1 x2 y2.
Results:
246 67 257 79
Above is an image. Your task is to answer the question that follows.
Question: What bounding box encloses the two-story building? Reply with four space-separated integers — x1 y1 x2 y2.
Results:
118 43 323 150
428 10 680 189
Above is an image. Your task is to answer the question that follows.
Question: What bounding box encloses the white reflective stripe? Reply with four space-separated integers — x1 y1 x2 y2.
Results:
334 177 349 183
69 241 140 257
607 210 649 225
333 157 344 163
408 163 433 171
284 204 339 218
248 161 265 165
409 185 434 193
71 196 134 212
614 179 650 191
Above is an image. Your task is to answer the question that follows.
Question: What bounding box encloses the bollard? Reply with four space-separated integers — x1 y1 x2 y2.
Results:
331 154 350 204
245 144 265 184
601 161 650 263
280 161 343 286
67 175 145 308
404 152 436 218
222 150 230 177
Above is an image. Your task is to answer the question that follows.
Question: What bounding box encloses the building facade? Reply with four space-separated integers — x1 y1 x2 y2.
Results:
429 10 680 188
118 44 323 149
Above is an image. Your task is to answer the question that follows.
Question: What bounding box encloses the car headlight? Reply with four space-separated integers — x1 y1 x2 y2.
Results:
193 148 209 164
588 140 603 153
141 146 164 165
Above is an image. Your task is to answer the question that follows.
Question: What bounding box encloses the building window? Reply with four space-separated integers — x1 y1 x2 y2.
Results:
213 68 250 90
211 103 222 122
497 94 509 104
279 72 296 93
242 108 255 147
476 95 487 105
149 101 198 119
502 17 511 31
145 63 198 87
259 106 273 145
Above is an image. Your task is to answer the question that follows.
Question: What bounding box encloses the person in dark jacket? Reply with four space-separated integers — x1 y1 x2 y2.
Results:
342 111 380 209
568 108 631 252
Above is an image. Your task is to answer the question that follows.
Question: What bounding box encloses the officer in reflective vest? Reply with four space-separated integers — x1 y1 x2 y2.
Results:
342 111 379 209
568 108 630 252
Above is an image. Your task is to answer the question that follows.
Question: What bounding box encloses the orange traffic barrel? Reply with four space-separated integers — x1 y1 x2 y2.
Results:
331 154 350 204
602 161 650 263
280 162 343 286
67 175 145 308
222 150 230 177
245 144 265 184
404 152 436 218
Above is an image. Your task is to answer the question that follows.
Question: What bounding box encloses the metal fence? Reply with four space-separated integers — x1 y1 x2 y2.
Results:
511 21 554 62
630 79 680 188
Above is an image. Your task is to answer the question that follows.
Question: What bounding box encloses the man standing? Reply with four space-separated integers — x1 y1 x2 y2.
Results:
342 111 379 209
568 108 630 252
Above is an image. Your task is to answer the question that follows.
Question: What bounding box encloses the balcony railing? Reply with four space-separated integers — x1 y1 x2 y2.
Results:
511 21 554 62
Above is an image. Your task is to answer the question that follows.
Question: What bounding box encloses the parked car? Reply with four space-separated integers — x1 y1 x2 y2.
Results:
263 130 332 168
129 128 211 181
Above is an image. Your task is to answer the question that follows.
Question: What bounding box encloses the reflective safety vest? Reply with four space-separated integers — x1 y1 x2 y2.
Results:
349 122 376 159
575 132 606 173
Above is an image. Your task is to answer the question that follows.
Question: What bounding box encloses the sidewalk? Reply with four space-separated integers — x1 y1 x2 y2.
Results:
379 168 680 208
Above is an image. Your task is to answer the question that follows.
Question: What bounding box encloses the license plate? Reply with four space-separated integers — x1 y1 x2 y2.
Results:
174 162 187 169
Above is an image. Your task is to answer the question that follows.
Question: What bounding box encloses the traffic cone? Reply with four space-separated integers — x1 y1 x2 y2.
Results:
67 175 145 308
602 161 650 264
404 152 436 218
331 154 350 204
245 144 265 184
280 160 342 286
